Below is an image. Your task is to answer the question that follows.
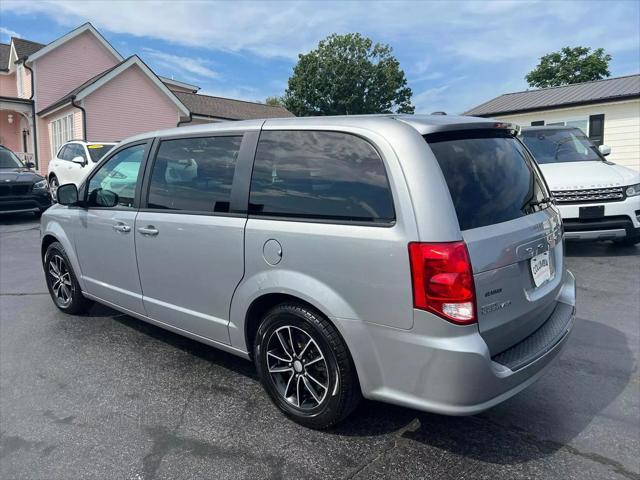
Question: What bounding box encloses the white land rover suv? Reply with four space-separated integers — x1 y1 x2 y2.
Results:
48 141 116 200
521 126 640 246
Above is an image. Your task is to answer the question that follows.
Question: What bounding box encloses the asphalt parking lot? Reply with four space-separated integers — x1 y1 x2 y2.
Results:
0 213 638 480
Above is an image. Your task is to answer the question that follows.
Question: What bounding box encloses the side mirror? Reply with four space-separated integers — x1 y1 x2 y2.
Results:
598 144 611 156
25 161 35 169
72 156 87 166
57 183 79 206
89 188 119 208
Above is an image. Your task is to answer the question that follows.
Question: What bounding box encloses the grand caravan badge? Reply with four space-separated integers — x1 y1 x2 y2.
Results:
480 300 512 315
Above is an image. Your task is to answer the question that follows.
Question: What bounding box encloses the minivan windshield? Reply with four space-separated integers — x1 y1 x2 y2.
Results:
520 128 603 164
0 147 25 169
426 129 549 231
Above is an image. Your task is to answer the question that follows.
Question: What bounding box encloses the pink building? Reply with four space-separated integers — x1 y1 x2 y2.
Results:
0 23 293 173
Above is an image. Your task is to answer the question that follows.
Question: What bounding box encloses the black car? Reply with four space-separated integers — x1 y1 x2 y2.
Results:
0 145 52 216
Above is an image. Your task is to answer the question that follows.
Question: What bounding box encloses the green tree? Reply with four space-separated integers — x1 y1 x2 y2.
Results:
265 96 283 106
526 46 612 88
283 33 414 116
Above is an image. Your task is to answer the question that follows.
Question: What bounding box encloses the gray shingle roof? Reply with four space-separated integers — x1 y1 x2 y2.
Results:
174 91 294 120
12 37 45 60
0 43 10 72
465 74 640 117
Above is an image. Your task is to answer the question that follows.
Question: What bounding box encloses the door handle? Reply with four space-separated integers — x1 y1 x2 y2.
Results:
112 223 131 233
138 226 159 236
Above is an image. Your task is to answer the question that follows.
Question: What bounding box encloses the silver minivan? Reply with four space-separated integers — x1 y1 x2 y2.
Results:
42 115 575 429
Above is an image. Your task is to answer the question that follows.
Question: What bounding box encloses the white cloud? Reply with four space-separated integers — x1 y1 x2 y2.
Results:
199 85 265 104
412 85 450 113
2 0 638 112
0 26 21 40
4 0 638 63
141 48 219 80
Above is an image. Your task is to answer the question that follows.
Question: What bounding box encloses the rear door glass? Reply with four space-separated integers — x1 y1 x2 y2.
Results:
425 129 547 231
249 130 395 223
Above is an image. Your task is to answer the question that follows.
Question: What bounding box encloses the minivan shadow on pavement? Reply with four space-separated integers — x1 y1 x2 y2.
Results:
398 319 633 466
99 301 634 469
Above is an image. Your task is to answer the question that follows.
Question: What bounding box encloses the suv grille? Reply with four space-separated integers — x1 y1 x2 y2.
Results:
0 184 32 197
552 187 625 204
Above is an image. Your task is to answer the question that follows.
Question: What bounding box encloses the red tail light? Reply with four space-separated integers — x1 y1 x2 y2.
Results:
408 241 476 325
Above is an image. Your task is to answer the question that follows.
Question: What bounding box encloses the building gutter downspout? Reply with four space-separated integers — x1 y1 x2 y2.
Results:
21 60 39 170
177 112 193 127
71 96 87 141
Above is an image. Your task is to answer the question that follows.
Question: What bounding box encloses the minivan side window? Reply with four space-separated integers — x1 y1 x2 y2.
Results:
249 131 395 223
146 136 242 213
87 144 145 208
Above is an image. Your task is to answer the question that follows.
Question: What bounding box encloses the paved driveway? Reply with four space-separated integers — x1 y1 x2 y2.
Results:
1 213 638 480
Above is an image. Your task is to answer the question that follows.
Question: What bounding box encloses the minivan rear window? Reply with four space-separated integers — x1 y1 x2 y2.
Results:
249 131 395 223
425 129 547 231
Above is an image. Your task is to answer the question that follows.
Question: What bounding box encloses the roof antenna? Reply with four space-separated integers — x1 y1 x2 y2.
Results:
431 111 447 115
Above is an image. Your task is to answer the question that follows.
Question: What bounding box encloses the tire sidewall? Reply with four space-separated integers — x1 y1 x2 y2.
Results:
255 307 343 425
49 176 58 202
44 242 82 312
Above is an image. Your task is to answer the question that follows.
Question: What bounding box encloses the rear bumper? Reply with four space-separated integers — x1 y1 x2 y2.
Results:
339 270 576 416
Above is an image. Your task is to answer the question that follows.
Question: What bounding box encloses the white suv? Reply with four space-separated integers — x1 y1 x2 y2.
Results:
48 141 116 199
521 126 640 246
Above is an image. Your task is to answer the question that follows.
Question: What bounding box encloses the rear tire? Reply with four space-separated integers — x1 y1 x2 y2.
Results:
254 303 361 429
44 242 92 314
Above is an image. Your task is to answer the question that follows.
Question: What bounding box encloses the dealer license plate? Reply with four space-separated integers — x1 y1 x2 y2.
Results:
530 251 551 288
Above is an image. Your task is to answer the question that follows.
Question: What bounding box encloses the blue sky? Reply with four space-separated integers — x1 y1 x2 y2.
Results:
1 0 639 114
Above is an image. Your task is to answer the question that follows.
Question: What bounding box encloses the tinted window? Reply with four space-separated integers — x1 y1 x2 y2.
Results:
426 130 547 231
87 144 145 208
67 144 86 161
57 145 71 161
521 128 602 164
0 147 24 169
147 136 242 213
88 144 115 162
249 131 394 223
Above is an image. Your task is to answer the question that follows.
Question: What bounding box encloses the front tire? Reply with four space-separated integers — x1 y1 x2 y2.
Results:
49 176 59 202
44 242 92 314
254 303 361 429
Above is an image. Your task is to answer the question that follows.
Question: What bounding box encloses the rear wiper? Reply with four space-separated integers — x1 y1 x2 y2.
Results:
528 197 554 208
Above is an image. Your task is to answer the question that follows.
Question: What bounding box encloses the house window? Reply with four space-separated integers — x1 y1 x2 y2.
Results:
51 114 74 156
566 119 589 135
588 114 605 146
544 118 589 136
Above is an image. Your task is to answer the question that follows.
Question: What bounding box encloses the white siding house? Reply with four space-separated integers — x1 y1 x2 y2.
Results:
465 75 640 170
